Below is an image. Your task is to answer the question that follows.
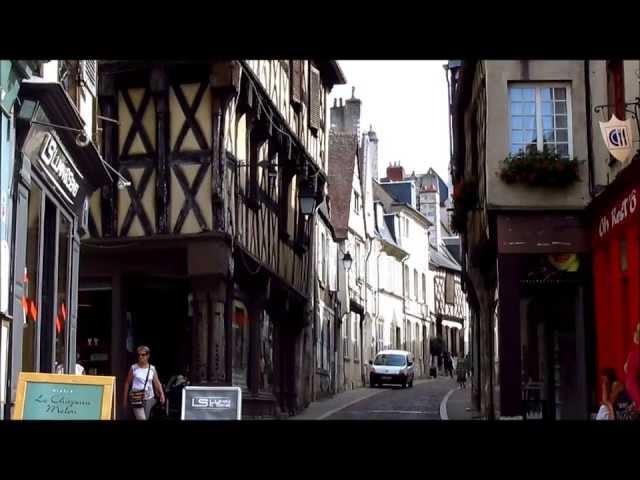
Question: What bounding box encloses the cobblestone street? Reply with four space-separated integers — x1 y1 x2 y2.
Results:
326 377 454 420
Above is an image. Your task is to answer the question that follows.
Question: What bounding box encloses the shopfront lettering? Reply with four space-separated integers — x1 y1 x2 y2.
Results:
598 189 638 238
39 133 80 199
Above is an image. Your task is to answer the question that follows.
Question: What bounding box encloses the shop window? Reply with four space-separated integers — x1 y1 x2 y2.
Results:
22 184 43 372
39 198 59 373
232 303 249 387
258 312 273 393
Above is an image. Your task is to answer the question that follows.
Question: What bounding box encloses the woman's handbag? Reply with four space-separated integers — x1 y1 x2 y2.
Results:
128 366 151 408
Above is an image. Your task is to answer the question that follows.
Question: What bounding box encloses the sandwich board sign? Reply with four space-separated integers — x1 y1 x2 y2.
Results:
181 386 242 420
13 372 115 420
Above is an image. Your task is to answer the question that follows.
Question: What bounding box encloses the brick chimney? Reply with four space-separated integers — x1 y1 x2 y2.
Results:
386 162 405 181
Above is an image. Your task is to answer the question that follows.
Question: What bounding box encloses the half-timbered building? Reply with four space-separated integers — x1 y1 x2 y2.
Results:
79 60 344 418
429 245 467 358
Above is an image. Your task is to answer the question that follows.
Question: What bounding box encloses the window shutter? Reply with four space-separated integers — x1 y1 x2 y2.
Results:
80 60 97 97
309 65 321 131
290 60 302 106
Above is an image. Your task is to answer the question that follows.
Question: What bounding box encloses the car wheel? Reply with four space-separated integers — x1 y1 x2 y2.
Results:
409 378 414 388
401 381 407 389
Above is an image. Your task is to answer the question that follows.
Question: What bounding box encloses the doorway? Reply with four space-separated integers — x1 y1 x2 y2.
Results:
77 288 112 376
126 278 190 382
521 288 586 420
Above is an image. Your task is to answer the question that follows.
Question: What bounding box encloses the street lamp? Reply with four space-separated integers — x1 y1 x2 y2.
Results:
342 251 353 272
299 183 317 218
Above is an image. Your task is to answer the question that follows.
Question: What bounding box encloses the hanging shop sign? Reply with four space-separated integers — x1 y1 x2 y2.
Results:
181 386 242 420
13 372 115 420
22 128 89 217
599 114 635 163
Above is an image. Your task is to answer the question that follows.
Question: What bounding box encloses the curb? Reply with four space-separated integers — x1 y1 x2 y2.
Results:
439 387 458 420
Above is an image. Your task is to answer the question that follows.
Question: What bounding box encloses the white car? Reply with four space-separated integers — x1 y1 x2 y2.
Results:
368 350 415 388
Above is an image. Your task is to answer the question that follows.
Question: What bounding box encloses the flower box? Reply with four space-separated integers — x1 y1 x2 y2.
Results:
498 147 581 188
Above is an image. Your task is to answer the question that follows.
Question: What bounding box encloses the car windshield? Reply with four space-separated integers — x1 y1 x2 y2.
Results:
374 354 406 366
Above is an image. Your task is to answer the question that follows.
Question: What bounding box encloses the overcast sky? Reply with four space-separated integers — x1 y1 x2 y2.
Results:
329 60 451 184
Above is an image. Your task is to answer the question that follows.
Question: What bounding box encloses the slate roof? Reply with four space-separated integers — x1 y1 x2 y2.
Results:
327 133 359 240
429 245 462 272
380 181 414 207
373 180 396 209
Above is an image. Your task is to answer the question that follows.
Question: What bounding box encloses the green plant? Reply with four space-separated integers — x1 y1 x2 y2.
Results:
498 146 581 187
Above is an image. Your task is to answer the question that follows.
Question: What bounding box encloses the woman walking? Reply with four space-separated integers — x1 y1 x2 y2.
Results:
123 345 165 420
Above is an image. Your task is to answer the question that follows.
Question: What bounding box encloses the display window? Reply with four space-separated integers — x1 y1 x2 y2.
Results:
20 176 73 375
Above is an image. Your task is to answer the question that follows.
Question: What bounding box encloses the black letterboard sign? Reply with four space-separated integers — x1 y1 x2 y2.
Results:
24 128 89 217
181 386 242 420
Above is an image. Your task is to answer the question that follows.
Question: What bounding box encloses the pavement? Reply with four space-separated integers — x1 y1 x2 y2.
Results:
292 375 472 420
442 384 474 420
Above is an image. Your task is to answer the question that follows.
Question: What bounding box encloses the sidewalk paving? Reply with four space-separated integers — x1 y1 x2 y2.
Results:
291 378 431 420
443 386 474 420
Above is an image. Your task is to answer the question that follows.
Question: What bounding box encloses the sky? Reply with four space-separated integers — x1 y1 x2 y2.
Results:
329 60 451 184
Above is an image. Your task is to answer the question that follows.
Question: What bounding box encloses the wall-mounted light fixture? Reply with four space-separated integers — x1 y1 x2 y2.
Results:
342 251 353 272
16 99 131 189
298 178 317 218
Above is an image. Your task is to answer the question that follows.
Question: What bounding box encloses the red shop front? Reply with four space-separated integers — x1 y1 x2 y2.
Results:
590 157 640 389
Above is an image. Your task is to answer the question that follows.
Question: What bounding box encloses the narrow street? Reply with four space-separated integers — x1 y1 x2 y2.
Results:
324 377 460 420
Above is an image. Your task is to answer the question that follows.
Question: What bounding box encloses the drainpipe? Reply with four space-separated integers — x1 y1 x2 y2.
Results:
584 60 596 198
400 253 410 350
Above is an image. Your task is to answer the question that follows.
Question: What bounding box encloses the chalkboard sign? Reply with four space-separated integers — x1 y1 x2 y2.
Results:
13 372 115 420
181 386 242 420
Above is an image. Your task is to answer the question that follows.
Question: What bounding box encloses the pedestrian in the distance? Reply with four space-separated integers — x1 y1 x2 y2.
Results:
444 352 453 378
463 353 471 379
456 354 467 389
123 345 165 420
